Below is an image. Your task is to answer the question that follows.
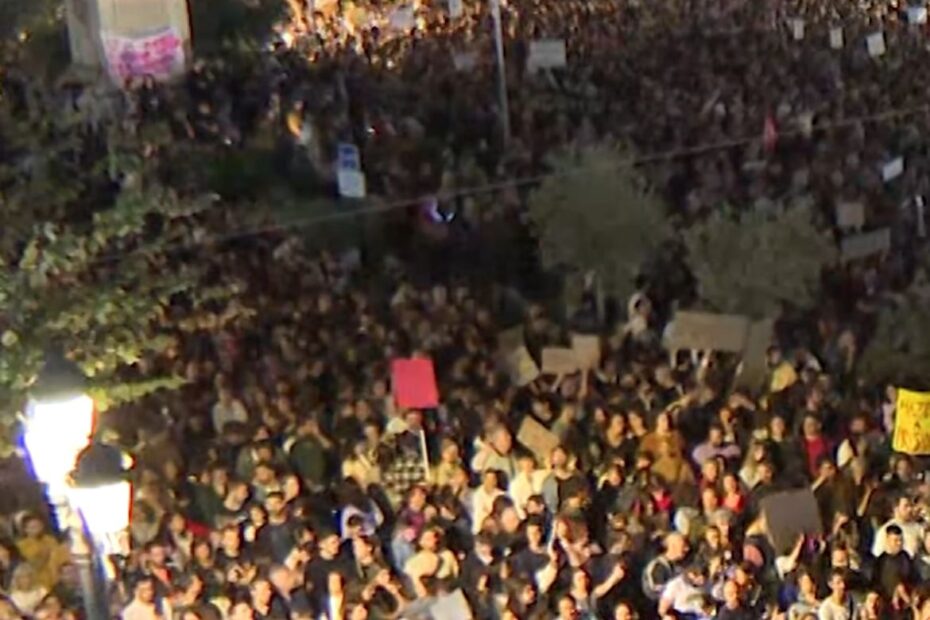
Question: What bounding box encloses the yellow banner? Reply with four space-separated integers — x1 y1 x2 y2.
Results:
893 388 930 454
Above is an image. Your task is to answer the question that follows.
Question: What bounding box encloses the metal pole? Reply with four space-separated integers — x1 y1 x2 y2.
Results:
490 0 511 143
51 495 109 620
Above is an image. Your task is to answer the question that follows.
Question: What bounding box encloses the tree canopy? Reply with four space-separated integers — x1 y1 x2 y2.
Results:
527 146 671 308
682 201 837 319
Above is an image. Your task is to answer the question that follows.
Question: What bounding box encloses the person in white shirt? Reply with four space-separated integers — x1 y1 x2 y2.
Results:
508 452 547 518
658 563 708 617
871 495 925 558
818 570 854 620
472 469 505 533
122 577 169 620
211 386 249 435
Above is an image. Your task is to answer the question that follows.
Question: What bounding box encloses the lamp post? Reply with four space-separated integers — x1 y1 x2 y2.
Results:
22 353 130 620
490 0 511 143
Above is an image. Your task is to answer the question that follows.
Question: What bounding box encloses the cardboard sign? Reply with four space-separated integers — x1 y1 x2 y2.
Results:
893 389 930 454
836 202 865 230
867 31 886 57
102 27 185 84
571 334 601 370
790 18 805 40
507 346 540 386
527 39 567 71
388 5 416 31
760 489 823 554
733 318 775 392
453 51 478 71
664 311 750 353
883 157 904 182
541 347 579 375
840 228 891 262
908 6 928 24
430 589 473 620
448 0 464 19
829 27 844 49
517 416 561 460
391 358 439 409
337 169 366 198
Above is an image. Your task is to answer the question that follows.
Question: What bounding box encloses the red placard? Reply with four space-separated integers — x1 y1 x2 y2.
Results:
391 358 439 409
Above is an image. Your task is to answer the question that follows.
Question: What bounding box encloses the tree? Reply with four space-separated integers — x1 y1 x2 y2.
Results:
527 145 671 311
858 276 930 387
682 201 836 319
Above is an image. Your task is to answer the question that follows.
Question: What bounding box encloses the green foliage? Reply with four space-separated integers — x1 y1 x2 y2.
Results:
682 201 836 319
858 276 930 387
188 0 287 55
527 146 671 307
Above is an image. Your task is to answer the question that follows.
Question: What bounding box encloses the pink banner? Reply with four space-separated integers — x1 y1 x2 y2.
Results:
102 28 185 84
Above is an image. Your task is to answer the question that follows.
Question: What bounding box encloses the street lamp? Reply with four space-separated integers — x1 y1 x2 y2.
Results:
23 353 95 496
21 353 126 620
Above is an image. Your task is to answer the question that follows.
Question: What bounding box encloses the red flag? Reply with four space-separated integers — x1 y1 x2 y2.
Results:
763 114 778 153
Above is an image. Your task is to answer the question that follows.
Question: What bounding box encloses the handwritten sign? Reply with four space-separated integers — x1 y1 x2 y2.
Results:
102 27 185 84
517 417 560 461
391 358 439 409
507 346 540 386
840 228 890 262
527 39 567 71
664 311 750 353
893 389 930 454
571 334 601 370
541 347 579 375
866 31 886 57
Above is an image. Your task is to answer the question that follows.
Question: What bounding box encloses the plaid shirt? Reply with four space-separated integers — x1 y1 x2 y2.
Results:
382 448 427 507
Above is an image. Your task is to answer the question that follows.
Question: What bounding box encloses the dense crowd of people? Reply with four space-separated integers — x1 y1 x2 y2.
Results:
3 0 930 618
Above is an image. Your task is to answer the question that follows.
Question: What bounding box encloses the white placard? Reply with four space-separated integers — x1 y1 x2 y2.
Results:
790 18 805 40
338 169 367 198
836 202 865 230
909 6 928 24
867 31 886 57
527 39 567 71
388 5 415 31
453 51 478 71
882 157 904 182
830 27 844 49
448 0 464 18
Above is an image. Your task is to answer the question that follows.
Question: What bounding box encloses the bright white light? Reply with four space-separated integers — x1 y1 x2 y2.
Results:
68 481 131 541
24 395 94 487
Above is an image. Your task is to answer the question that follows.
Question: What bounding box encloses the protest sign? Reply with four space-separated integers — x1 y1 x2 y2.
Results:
664 311 750 353
517 416 561 460
571 334 601 370
789 18 805 40
507 346 540 386
840 228 891 262
391 358 439 409
883 157 904 182
102 27 185 84
453 51 478 71
733 319 774 392
430 589 473 620
337 143 361 171
893 389 930 454
867 31 886 57
835 202 865 230
388 5 416 31
337 169 366 198
760 489 822 554
541 347 579 375
448 0 464 19
829 27 844 49
527 39 567 71
908 6 928 25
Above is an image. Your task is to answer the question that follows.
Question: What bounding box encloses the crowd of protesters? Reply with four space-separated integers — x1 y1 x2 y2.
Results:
2 0 930 618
